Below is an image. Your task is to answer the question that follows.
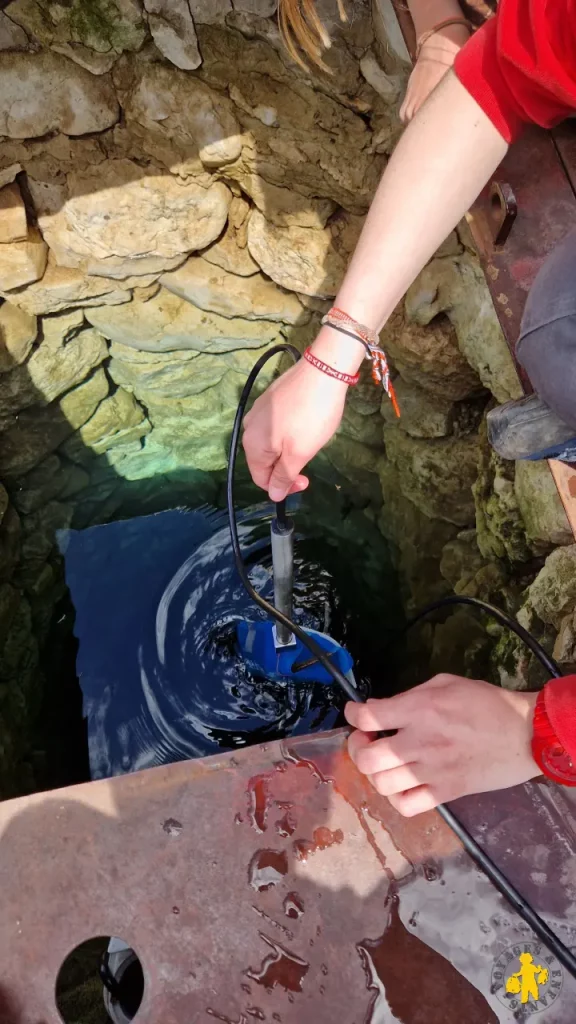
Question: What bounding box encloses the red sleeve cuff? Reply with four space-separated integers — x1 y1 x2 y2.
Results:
454 20 524 144
544 675 576 761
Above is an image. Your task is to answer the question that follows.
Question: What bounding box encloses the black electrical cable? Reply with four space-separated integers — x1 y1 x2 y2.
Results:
227 342 576 979
404 593 561 680
227 344 358 702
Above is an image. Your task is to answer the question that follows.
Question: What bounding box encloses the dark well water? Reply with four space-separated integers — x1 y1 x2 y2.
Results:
58 496 402 781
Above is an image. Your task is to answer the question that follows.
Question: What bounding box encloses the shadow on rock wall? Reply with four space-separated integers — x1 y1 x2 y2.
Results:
0 0 406 798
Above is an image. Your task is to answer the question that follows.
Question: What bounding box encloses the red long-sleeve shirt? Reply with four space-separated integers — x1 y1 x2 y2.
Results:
455 2 576 768
454 0 576 143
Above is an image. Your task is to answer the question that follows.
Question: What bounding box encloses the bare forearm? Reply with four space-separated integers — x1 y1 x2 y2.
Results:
313 71 508 372
407 0 465 36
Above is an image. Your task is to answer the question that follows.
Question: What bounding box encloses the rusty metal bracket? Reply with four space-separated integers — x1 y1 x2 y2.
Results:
466 179 517 259
488 180 517 247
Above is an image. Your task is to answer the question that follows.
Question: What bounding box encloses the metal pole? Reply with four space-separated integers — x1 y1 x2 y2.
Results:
271 502 295 647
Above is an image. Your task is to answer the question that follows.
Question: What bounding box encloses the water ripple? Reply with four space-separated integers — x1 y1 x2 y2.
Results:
60 506 345 780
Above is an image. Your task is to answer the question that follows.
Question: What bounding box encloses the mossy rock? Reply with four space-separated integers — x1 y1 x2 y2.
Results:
9 0 147 53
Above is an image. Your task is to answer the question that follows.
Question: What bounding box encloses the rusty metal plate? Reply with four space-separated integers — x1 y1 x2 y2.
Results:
2 728 576 1022
467 127 576 356
552 122 576 198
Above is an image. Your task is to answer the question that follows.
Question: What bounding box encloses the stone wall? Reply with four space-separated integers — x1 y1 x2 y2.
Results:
0 0 572 796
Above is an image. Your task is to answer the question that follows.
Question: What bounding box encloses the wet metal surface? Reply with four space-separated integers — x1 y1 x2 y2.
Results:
2 729 576 1022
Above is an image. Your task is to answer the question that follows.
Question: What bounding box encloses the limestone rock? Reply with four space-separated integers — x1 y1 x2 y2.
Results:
7 0 147 54
378 458 456 608
436 231 463 258
0 228 48 292
86 287 282 353
110 346 223 402
0 53 119 139
372 0 410 72
2 258 132 315
0 505 22 583
0 485 9 526
0 328 107 426
160 256 306 324
35 159 231 274
224 9 281 46
247 210 359 298
339 405 382 447
40 310 85 348
21 500 73 567
109 343 282 416
145 0 201 69
347 376 383 418
438 529 509 604
0 303 37 371
472 426 530 564
552 611 576 668
405 255 523 404
0 584 22 649
430 608 492 680
62 388 151 460
440 531 487 590
188 0 231 22
360 52 401 103
381 379 454 439
381 377 486 439
245 179 336 230
0 11 28 50
380 309 483 402
202 221 260 278
150 390 236 471
116 61 243 172
233 0 277 14
0 368 109 477
50 42 118 75
312 0 373 58
323 435 382 504
110 340 196 376
383 424 478 527
59 368 111 428
515 460 572 551
0 165 23 190
527 546 576 628
11 454 89 514
0 184 27 244
195 24 382 213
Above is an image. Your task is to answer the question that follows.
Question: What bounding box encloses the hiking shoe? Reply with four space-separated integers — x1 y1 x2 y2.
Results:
487 394 576 462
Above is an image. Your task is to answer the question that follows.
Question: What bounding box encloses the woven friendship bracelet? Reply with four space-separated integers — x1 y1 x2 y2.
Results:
323 307 379 346
321 307 401 418
303 347 360 386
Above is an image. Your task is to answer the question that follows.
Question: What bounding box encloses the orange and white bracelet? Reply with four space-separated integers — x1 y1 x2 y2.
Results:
321 306 400 417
